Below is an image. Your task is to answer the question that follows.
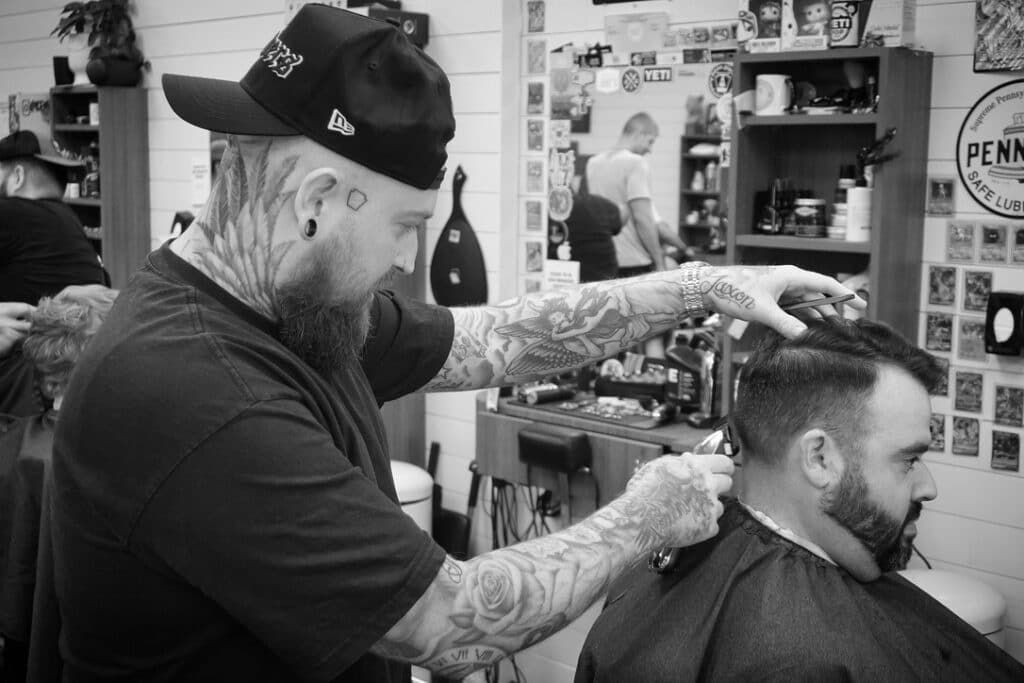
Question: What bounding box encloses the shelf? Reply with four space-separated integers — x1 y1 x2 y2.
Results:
681 189 720 197
54 123 99 132
735 46 902 64
735 234 871 253
50 84 97 94
682 134 723 143
739 113 878 127
65 198 102 207
679 222 717 230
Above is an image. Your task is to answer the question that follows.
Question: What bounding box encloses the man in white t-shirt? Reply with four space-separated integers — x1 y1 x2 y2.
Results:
586 112 664 277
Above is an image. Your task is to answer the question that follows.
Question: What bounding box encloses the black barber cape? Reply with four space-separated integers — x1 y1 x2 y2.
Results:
52 244 453 683
576 499 1024 683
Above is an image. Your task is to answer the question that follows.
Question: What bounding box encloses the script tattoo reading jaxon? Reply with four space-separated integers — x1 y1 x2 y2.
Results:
957 79 1024 219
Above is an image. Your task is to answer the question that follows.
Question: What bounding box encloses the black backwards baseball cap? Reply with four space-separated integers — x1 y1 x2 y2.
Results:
0 130 85 169
162 5 454 190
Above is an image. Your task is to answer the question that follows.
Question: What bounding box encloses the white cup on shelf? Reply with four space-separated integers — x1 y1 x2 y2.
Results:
755 74 793 116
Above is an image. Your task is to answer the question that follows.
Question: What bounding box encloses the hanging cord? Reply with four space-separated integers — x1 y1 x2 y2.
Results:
911 543 933 569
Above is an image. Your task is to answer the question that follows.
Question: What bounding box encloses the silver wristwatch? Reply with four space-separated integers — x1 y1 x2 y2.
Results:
678 261 710 320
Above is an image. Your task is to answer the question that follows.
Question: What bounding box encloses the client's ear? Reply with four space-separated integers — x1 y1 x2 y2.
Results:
796 428 841 489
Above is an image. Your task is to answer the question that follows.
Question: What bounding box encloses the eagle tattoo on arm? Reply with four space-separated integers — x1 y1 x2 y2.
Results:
494 286 673 378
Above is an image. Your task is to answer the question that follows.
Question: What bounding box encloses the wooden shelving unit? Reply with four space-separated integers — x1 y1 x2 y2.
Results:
679 133 727 261
50 84 150 289
721 47 933 412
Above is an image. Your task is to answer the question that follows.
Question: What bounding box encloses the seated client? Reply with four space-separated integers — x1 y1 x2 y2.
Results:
575 317 1024 682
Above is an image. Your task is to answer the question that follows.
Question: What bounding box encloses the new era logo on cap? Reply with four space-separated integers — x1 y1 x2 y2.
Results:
327 109 356 136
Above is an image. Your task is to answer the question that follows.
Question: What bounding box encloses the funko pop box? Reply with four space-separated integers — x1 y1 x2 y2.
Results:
737 0 782 52
782 0 831 51
861 0 916 47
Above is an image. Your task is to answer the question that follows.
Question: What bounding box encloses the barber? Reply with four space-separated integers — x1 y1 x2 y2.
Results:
0 130 108 416
51 6 865 682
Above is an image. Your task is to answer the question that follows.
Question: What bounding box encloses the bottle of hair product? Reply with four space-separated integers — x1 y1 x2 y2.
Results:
846 180 872 242
704 161 718 192
690 170 706 192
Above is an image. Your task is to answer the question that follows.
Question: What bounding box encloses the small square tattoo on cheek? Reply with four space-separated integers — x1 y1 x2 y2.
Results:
347 189 367 211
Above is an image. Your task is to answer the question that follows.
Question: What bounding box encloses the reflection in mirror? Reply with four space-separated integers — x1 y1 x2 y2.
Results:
564 62 730 269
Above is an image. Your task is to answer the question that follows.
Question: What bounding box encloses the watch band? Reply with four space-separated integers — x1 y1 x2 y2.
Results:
678 261 710 320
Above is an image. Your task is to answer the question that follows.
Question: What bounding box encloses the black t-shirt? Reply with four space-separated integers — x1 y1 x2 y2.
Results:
52 244 454 682
577 500 1024 682
566 193 621 283
0 197 106 304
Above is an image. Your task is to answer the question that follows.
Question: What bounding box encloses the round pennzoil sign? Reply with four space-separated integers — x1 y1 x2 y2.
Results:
957 79 1024 219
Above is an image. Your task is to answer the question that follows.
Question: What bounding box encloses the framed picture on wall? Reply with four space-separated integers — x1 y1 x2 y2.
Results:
930 355 949 397
951 416 980 456
954 371 984 413
925 313 953 352
991 431 1020 472
973 0 1024 73
929 413 946 452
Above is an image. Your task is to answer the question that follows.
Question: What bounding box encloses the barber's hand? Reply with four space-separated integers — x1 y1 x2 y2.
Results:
624 452 734 549
700 265 866 339
0 302 35 358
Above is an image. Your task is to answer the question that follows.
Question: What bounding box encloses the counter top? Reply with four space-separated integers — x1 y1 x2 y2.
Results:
477 393 713 452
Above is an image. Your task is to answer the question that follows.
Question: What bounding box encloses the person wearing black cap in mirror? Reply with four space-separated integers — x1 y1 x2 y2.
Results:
0 130 108 417
50 6 866 682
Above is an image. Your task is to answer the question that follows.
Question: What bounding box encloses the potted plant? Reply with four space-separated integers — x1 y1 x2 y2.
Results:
51 0 150 87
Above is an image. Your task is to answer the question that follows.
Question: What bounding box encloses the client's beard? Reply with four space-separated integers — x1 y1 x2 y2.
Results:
277 243 393 379
822 459 923 572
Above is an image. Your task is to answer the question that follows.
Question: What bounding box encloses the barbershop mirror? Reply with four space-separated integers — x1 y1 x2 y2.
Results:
554 56 732 263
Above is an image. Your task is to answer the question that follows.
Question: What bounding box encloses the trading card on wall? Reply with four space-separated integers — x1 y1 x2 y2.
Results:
523 276 543 294
928 266 957 306
929 413 946 452
926 177 955 216
521 157 545 194
522 198 545 233
980 223 1008 263
995 384 1024 427
525 118 545 152
954 371 984 413
951 416 980 456
526 0 545 33
525 80 545 115
1012 224 1024 264
526 39 547 75
549 119 571 150
947 221 975 262
957 318 988 361
962 270 992 311
524 240 544 272
924 313 953 352
991 431 1020 472
930 355 949 396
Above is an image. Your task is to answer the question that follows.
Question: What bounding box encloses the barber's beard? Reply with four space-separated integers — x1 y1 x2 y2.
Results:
822 461 922 572
277 239 393 379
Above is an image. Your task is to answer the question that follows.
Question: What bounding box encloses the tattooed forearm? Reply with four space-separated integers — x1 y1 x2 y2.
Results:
374 456 719 677
425 272 689 391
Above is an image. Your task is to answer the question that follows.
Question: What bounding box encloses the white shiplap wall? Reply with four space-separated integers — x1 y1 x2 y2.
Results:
0 0 504 581
3 0 1023 680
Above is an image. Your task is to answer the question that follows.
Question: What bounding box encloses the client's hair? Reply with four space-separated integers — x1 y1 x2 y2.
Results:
731 317 941 465
21 285 117 399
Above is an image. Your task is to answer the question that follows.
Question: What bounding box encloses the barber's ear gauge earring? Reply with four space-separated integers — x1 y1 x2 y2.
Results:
303 218 317 239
